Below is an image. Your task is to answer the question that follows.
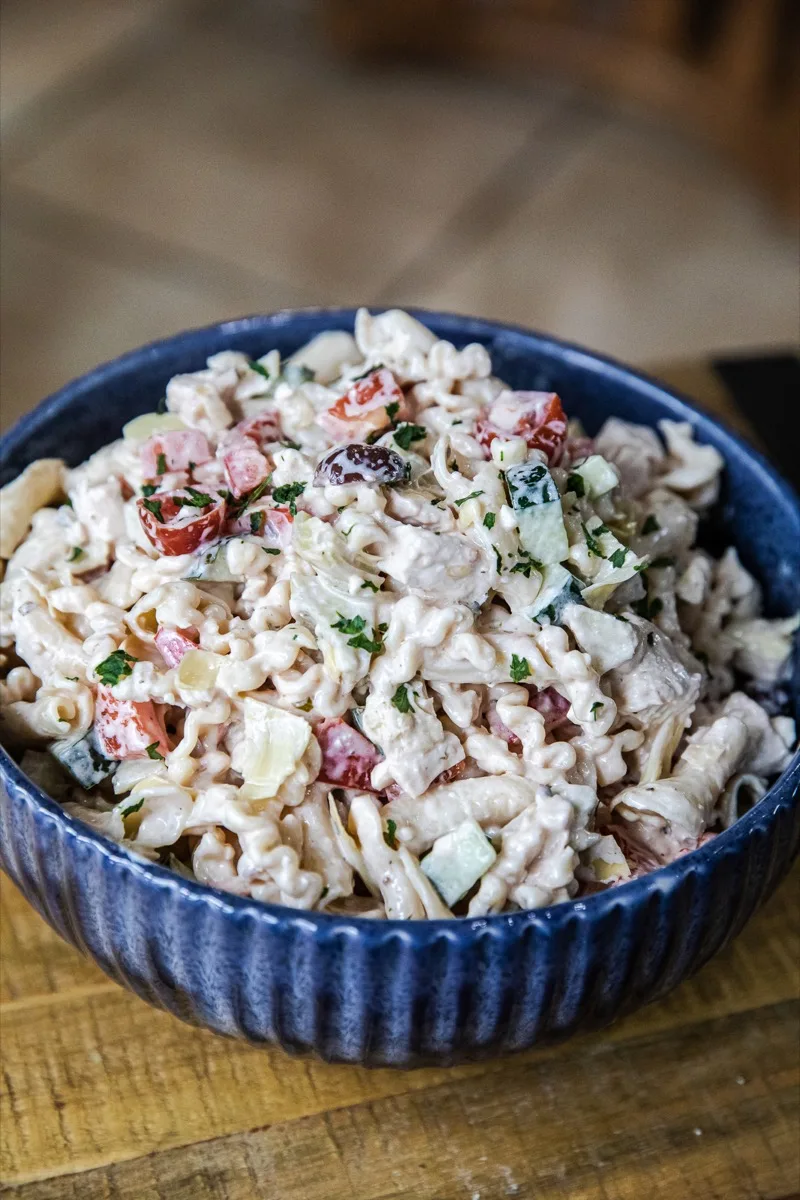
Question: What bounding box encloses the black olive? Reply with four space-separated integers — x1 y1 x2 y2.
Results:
314 443 409 487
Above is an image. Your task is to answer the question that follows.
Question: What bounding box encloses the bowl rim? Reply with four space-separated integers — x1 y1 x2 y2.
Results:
1 306 798 938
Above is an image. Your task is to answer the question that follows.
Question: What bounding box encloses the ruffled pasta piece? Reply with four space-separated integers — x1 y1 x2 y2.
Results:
468 792 577 915
295 786 354 905
348 792 424 919
364 680 464 798
384 775 539 854
0 459 65 558
611 712 750 861
658 420 724 506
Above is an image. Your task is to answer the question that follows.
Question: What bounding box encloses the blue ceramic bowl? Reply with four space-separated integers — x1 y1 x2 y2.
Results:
1 310 798 1067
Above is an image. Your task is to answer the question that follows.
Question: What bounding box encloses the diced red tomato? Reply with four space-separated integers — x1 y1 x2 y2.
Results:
320 368 406 442
155 626 199 668
316 717 382 791
137 489 226 556
527 685 571 731
221 436 271 498
94 686 170 760
236 410 282 448
141 430 212 479
476 391 567 463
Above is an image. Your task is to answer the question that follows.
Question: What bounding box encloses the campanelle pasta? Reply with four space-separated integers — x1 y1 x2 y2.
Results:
1 310 797 919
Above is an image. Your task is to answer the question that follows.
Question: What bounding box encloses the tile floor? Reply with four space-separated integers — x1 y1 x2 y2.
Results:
1 0 797 430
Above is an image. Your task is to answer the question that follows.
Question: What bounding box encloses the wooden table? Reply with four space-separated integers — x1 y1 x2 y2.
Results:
1 364 798 1199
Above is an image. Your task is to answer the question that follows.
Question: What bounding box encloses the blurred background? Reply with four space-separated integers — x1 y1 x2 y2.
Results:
1 0 798 434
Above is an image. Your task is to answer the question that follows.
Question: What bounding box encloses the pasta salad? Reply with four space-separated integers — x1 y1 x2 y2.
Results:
0 309 797 919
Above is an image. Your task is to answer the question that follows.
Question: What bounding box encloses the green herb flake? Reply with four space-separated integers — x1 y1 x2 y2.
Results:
454 490 484 507
156 452 167 476
141 484 157 497
361 580 380 592
142 498 164 523
384 819 398 850
347 632 385 655
567 472 586 498
332 614 367 636
510 654 532 683
391 684 413 714
271 481 305 516
68 546 84 562
385 400 399 424
95 649 138 687
393 423 427 451
608 547 628 569
250 510 265 535
262 546 280 555
483 512 496 529
494 547 503 574
296 698 314 712
511 561 533 578
249 360 271 379
146 742 165 761
582 522 606 559
121 797 145 819
176 486 214 509
590 701 604 720
320 886 329 900
641 514 660 536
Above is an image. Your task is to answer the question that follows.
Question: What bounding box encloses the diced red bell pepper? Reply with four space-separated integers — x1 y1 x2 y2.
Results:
141 430 212 479
155 626 199 668
137 490 226 556
316 717 382 791
476 391 567 463
320 368 405 443
94 686 170 760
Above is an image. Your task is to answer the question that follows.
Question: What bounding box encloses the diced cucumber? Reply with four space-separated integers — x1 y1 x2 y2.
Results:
525 564 583 626
505 462 568 564
421 818 497 906
51 726 117 789
183 539 239 582
567 455 619 499
578 517 645 609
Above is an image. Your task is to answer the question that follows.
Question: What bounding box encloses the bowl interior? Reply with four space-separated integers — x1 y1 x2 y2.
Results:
1 308 798 721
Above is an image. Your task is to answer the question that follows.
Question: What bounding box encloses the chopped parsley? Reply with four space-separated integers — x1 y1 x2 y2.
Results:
494 547 503 573
176 486 213 509
250 510 265 535
393 423 427 451
582 523 605 558
282 438 301 451
120 797 145 819
68 546 84 562
361 580 380 592
141 483 157 497
641 514 660 536
391 684 413 714
511 561 534 578
156 452 167 476
142 498 164 523
296 698 314 712
608 547 628 569
483 512 496 530
332 614 367 636
320 886 329 900
146 742 165 761
385 400 400 424
95 649 138 687
567 472 586 498
590 701 604 720
262 546 281 555
271 481 305 516
348 631 385 655
454 490 484 507
249 359 271 379
510 654 531 683
384 819 398 850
